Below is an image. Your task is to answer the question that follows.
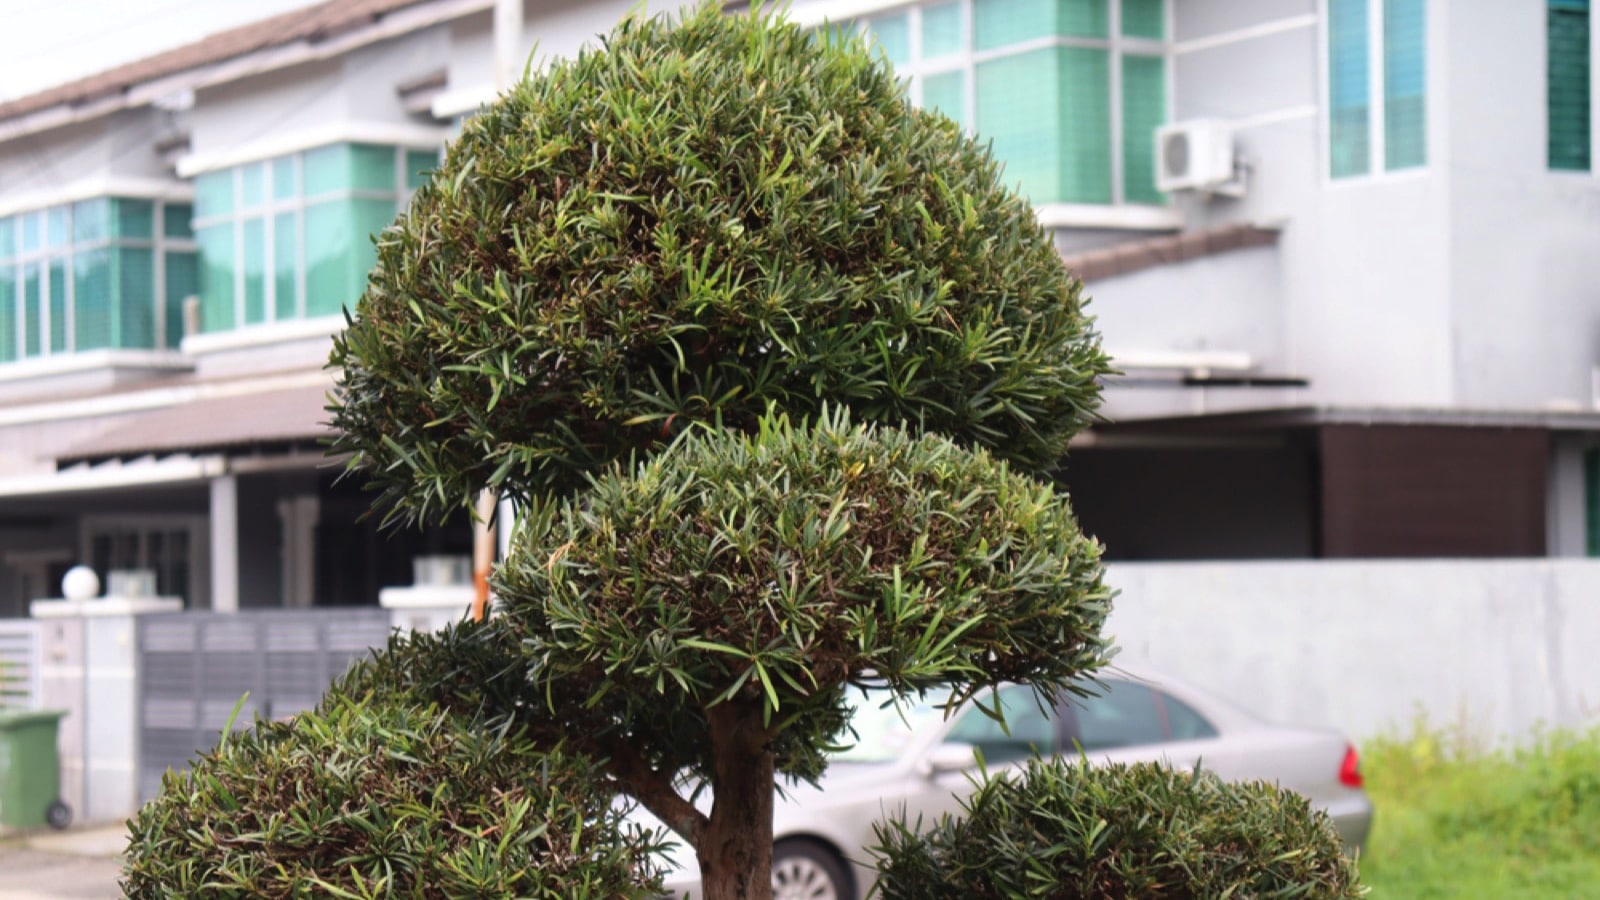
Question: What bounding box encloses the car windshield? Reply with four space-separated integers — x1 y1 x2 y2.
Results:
829 687 946 763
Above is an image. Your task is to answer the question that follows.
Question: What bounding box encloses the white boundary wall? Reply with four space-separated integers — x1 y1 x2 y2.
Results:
1105 560 1600 744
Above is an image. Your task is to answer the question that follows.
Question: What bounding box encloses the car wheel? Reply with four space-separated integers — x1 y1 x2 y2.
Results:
772 838 853 900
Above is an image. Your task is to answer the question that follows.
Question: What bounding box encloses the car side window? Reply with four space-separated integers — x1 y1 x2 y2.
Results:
1063 678 1166 751
944 684 1056 764
1159 692 1218 742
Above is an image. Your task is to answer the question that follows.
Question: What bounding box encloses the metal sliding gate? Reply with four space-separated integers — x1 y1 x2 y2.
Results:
136 609 392 802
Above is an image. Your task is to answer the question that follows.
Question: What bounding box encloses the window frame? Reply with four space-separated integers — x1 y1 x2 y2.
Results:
0 197 196 363
1322 0 1429 182
189 143 435 334
859 0 1171 206
1548 0 1600 173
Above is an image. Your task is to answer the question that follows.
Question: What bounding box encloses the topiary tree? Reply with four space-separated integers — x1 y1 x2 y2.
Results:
871 758 1365 899
327 2 1107 519
122 638 669 899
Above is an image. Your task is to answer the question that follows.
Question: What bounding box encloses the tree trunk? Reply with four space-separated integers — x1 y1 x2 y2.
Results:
697 701 776 900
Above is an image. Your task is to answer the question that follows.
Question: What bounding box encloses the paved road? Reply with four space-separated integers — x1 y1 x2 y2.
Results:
0 826 124 900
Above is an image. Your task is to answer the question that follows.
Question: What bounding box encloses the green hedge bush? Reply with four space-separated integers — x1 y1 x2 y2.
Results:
329 2 1108 519
871 758 1363 899
122 635 667 899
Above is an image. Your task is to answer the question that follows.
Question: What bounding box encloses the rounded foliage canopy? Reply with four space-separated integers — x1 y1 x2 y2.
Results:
871 758 1364 899
329 2 1108 519
494 409 1111 784
123 638 668 899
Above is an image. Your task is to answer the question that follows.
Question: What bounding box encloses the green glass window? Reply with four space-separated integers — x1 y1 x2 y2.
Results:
240 162 267 210
242 217 267 324
116 247 155 348
47 260 67 352
22 264 41 357
0 266 15 363
195 172 233 219
196 225 235 332
1121 0 1164 39
924 70 967 127
272 156 298 201
1329 0 1371 178
192 142 442 333
976 0 1108 49
21 213 40 254
73 199 110 243
165 251 196 349
274 212 298 320
1122 54 1166 203
867 13 910 65
406 150 438 192
1384 0 1426 169
922 2 964 58
46 209 67 249
1550 0 1591 171
116 198 155 240
73 247 113 351
0 217 12 258
163 203 194 240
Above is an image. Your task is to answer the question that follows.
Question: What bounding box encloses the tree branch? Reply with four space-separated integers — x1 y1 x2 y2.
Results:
606 743 707 853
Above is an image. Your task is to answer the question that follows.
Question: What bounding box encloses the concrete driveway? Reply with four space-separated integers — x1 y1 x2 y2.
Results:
0 825 125 899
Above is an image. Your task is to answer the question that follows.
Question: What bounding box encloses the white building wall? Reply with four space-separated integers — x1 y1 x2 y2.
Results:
1107 559 1600 743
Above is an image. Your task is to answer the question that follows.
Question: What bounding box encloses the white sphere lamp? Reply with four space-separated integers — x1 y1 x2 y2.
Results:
61 565 101 601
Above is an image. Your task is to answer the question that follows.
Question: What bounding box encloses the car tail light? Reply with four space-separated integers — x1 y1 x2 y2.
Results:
1338 744 1363 788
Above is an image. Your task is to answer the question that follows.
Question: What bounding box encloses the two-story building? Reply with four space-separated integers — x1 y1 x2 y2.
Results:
3 0 1599 745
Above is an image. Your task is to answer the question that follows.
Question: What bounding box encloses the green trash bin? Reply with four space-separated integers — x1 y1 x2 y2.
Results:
0 709 72 830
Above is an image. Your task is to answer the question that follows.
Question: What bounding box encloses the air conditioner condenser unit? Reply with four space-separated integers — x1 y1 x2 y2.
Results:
1155 119 1243 195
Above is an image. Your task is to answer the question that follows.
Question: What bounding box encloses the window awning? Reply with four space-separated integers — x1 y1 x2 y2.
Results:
52 383 337 467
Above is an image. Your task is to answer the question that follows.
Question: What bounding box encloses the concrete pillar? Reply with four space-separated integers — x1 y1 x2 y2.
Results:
32 593 181 824
209 475 238 613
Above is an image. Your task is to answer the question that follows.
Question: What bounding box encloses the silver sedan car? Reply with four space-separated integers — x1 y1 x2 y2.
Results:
651 665 1373 900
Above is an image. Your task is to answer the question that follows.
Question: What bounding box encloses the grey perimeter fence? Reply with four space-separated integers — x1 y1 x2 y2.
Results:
137 609 393 803
0 619 40 710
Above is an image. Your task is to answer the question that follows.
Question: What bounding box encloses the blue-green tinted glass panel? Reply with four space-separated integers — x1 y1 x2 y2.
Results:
116 247 155 348
164 251 196 349
73 247 113 350
922 2 964 58
923 70 967 129
977 48 1065 202
274 212 298 320
303 145 346 197
867 13 910 65
304 200 354 317
1060 47 1113 203
46 208 67 249
22 264 41 357
0 218 12 259
163 203 194 240
48 259 67 352
1122 54 1166 203
272 156 297 200
195 171 233 219
1329 0 1371 178
406 149 438 192
976 0 1107 49
240 162 266 209
195 224 235 333
1550 1 1590 170
1384 0 1425 170
1121 0 1164 39
20 213 40 253
242 217 266 325
0 266 14 362
72 198 110 243
351 144 396 192
116 198 155 240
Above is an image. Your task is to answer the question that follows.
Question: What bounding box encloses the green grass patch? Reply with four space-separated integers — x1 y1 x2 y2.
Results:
1359 717 1600 898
